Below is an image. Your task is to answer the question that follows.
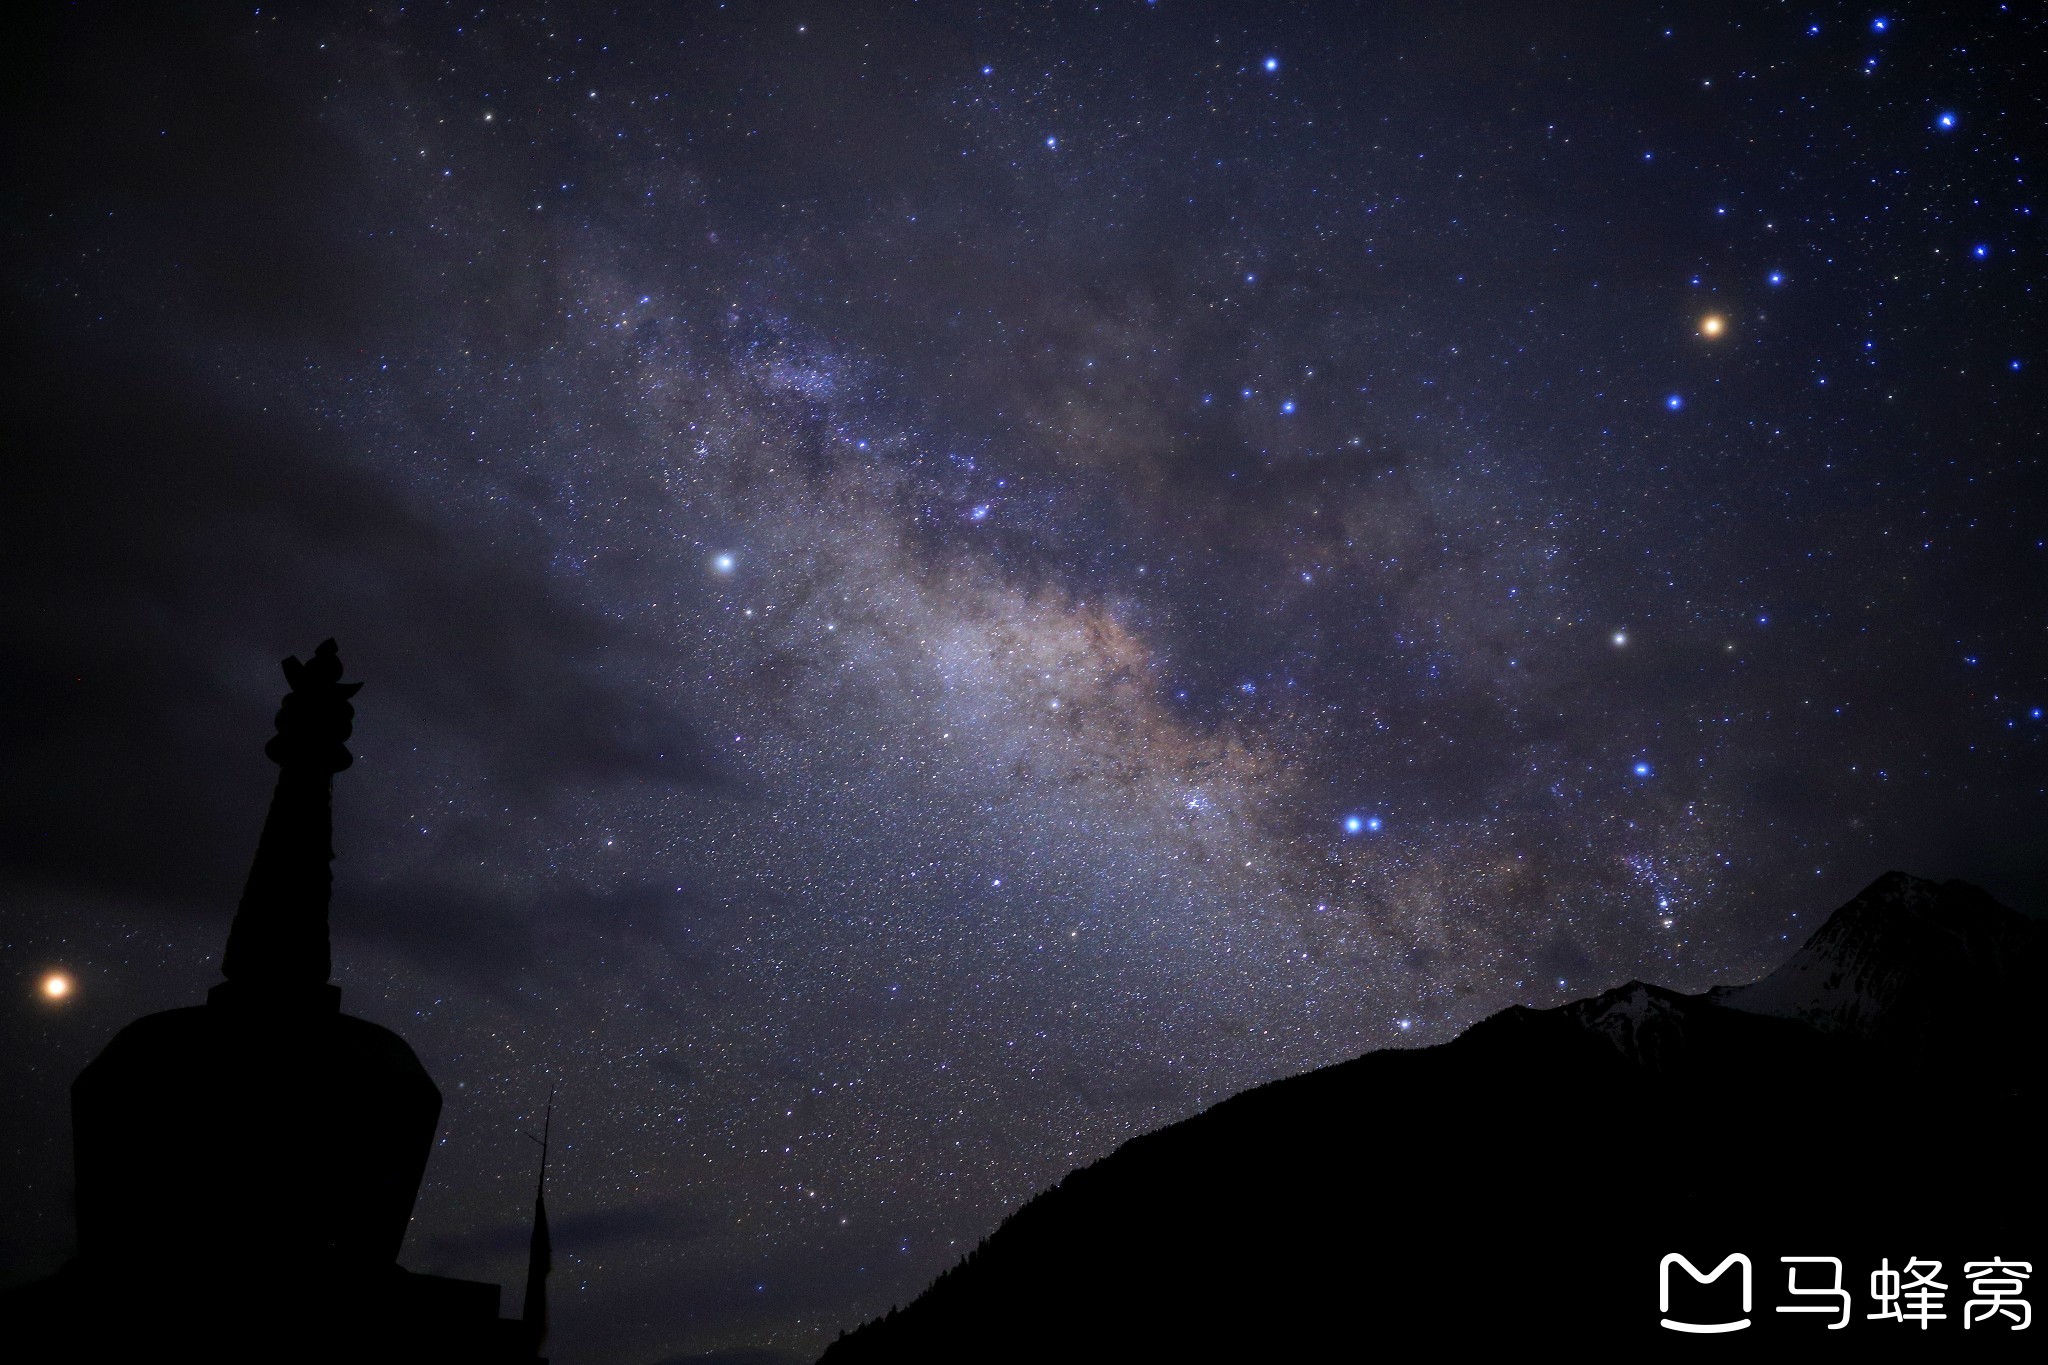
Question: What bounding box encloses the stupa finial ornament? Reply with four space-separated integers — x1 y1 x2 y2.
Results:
216 638 362 1006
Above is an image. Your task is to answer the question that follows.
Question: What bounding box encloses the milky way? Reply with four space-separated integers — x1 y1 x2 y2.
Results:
4 4 2042 1361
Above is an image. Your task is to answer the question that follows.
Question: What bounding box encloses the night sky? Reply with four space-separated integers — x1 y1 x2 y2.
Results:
3 2 2044 1361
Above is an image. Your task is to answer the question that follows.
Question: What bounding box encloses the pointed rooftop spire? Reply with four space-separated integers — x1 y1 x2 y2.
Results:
214 638 361 1009
522 1086 555 1349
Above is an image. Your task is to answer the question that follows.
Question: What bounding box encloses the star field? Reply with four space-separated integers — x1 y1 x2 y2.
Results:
2 3 2043 1362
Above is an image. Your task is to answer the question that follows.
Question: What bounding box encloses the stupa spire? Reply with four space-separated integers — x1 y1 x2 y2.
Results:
217 638 361 1004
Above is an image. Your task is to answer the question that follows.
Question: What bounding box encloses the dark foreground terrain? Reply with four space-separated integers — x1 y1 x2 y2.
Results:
823 872 2043 1359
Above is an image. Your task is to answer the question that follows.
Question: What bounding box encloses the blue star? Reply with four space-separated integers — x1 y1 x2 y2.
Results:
1279 399 1296 415
1344 815 1363 835
711 552 737 576
1872 17 1888 33
1263 56 1280 73
1768 270 1785 286
1044 135 1058 149
1973 243 1989 258
1633 761 1654 779
969 504 990 522
1936 111 1957 130
1665 394 1684 411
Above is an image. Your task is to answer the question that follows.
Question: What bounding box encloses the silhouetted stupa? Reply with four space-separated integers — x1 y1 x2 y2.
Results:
3 641 544 1363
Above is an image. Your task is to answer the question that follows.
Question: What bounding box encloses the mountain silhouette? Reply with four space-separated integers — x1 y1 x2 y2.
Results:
1 642 545 1363
821 872 2044 1359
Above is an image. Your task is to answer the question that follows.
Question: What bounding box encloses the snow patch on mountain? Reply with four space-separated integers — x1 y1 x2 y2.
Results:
1713 870 2043 1046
